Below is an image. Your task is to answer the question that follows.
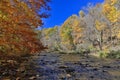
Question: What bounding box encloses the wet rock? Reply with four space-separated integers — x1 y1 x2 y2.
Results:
40 54 47 56
66 74 71 78
89 75 94 78
58 74 66 79
36 74 39 77
84 63 90 67
65 67 75 73
75 79 80 80
16 77 20 80
2 73 8 77
16 66 25 73
7 60 18 65
93 68 98 71
102 65 111 68
2 78 11 80
58 65 68 69
73 62 83 65
102 70 107 72
60 77 67 80
29 76 36 80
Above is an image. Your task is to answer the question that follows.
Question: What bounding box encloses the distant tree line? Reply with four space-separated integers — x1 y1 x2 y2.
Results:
38 0 120 58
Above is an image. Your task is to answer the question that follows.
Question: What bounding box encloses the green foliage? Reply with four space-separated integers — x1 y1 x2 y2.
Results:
99 50 120 59
43 27 58 38
99 50 108 58
60 21 74 50
88 45 96 51
107 50 120 59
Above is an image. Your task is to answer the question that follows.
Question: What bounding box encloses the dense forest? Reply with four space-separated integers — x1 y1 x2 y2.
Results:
38 0 120 59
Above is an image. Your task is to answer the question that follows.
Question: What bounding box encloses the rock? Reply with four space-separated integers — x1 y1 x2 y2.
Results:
29 76 36 80
65 67 75 73
59 66 75 73
58 74 66 79
2 78 11 80
36 74 39 77
0 60 1 65
73 62 82 65
93 68 98 71
75 79 80 80
66 74 71 78
58 65 68 69
7 60 17 65
89 76 94 78
16 77 20 80
2 72 9 76
16 66 25 72
102 70 107 72
102 65 111 68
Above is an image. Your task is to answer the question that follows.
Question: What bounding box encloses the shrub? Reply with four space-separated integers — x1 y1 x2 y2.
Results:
99 51 108 58
107 50 120 59
99 49 109 58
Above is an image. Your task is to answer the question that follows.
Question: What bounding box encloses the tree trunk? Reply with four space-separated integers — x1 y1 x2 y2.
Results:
110 26 112 43
99 30 103 50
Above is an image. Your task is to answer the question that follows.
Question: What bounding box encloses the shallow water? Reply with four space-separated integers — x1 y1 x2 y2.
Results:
26 52 120 80
0 52 120 80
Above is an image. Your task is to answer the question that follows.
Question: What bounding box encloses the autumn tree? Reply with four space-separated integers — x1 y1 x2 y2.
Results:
0 0 50 58
103 0 120 43
38 0 120 55
71 12 87 51
60 15 78 50
82 4 110 50
40 26 60 51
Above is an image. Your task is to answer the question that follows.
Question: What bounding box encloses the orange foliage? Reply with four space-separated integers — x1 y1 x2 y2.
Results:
0 0 50 56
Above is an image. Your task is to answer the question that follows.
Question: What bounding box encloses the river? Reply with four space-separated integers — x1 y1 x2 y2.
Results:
0 52 120 80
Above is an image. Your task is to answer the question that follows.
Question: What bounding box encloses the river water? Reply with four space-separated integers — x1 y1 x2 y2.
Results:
24 52 120 80
0 52 120 80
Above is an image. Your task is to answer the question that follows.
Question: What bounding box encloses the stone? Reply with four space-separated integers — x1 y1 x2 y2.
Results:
58 65 68 69
16 77 20 80
29 76 36 80
66 74 71 78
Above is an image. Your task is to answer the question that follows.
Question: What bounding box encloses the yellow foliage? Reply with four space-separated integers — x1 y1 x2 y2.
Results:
0 11 8 20
103 4 111 14
95 20 106 31
117 31 120 39
103 0 119 23
111 0 117 5
79 10 85 17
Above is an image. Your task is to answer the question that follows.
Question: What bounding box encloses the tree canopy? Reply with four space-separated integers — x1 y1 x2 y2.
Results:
0 0 50 57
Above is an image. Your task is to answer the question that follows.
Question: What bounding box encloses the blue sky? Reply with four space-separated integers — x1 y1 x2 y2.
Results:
41 0 104 28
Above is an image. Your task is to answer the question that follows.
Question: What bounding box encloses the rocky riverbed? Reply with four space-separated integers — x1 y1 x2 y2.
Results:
0 52 120 80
